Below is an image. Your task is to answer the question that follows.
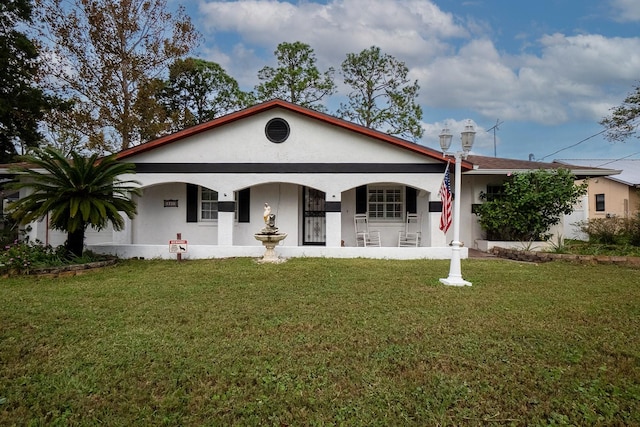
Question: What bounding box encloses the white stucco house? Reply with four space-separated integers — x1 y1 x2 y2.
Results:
1 99 617 259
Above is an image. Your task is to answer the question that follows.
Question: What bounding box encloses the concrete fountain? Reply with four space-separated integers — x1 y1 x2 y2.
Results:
254 203 287 263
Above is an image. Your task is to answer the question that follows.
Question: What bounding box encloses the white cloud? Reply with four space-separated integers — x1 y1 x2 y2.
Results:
415 33 640 125
198 0 468 66
610 0 640 22
536 33 640 84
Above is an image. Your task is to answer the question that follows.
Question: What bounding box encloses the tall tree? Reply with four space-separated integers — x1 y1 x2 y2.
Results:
0 0 53 163
7 148 141 257
338 46 423 141
158 58 253 133
255 41 335 111
34 0 199 152
601 85 640 142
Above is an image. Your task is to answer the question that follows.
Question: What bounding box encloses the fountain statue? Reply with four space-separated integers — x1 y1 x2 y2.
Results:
254 203 287 262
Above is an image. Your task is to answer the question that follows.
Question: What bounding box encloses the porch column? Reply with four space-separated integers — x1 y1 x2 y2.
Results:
429 201 448 247
325 198 342 247
217 194 235 246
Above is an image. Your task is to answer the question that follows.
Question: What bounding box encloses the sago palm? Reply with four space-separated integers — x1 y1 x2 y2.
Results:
8 148 141 257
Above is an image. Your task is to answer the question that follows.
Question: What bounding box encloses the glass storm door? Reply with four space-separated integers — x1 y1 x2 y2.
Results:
303 187 326 245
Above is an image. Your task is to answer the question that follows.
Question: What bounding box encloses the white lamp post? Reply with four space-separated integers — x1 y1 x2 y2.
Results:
439 121 476 286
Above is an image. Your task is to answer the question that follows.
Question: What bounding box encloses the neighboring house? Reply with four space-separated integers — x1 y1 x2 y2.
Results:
556 159 635 240
559 159 639 219
0 100 617 259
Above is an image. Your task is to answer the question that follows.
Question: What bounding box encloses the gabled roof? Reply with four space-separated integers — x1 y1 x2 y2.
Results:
556 159 639 187
115 99 474 169
466 155 620 179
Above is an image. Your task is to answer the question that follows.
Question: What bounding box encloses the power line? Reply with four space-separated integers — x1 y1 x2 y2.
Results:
537 129 607 161
595 151 640 168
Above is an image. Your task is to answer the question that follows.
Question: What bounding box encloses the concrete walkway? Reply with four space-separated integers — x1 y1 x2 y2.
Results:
468 248 497 259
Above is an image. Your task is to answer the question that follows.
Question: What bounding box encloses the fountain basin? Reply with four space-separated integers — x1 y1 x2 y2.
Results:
254 233 288 262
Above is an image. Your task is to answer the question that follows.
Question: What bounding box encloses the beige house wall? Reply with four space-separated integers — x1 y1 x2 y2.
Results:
585 177 639 218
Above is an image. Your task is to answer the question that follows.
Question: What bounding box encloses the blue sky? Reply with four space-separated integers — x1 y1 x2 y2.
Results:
181 0 640 161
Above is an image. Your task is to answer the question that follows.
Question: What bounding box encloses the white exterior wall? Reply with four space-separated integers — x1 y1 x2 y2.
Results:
564 194 589 240
129 110 431 165
133 183 201 244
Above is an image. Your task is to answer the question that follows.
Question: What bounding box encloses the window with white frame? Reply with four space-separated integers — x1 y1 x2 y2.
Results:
200 187 218 220
368 186 403 220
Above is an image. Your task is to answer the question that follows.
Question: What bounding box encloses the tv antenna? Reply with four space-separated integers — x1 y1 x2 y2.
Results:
486 119 504 157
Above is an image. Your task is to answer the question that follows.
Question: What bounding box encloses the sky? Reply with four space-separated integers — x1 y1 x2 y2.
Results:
180 0 640 162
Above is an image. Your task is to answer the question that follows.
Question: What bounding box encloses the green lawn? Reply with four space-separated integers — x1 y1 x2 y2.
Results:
1 258 639 426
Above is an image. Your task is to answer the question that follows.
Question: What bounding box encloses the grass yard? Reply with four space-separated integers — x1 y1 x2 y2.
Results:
1 257 639 426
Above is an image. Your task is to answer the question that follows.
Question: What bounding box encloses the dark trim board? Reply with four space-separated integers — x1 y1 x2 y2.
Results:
218 201 235 212
429 201 443 212
325 201 341 212
133 163 446 174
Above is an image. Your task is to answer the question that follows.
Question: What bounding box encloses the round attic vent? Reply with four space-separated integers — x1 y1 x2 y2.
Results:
265 118 290 143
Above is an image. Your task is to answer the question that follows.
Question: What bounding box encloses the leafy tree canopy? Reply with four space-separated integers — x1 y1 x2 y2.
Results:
338 46 423 141
34 0 199 153
255 41 335 111
0 0 53 163
601 84 640 142
476 168 588 241
157 57 254 134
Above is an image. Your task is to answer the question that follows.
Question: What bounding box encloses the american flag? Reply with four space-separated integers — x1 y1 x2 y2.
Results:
439 166 452 234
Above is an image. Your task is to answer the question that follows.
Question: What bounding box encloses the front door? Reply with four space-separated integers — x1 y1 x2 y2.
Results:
303 187 326 245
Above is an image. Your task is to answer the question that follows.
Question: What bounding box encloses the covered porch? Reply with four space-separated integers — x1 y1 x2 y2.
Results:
86 176 466 260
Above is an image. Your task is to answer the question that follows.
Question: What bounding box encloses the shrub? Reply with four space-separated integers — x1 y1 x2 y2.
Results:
629 213 640 246
476 169 588 241
0 240 107 275
0 240 66 274
0 215 19 248
579 216 640 246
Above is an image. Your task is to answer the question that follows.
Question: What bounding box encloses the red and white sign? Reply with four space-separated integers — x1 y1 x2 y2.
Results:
169 239 188 253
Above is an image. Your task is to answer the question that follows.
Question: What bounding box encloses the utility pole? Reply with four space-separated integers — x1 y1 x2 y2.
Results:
486 119 504 157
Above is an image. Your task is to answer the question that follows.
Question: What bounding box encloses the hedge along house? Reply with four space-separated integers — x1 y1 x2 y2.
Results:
2 99 617 259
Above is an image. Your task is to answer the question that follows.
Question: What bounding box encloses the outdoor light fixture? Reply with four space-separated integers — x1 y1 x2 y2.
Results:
439 120 476 286
439 127 453 153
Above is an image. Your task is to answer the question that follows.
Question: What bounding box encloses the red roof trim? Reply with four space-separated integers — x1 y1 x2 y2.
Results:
116 99 472 170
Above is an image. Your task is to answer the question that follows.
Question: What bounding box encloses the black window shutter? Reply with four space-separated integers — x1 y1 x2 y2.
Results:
406 186 417 214
356 185 367 214
186 184 198 223
238 188 250 223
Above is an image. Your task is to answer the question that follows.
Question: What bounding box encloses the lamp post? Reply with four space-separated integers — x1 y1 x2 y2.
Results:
439 121 476 286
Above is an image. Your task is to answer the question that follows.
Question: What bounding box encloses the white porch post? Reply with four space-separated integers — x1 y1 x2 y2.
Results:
325 196 342 248
217 193 235 246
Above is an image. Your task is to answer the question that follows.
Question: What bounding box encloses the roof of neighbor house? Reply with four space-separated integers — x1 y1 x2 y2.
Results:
556 159 640 187
465 155 620 179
